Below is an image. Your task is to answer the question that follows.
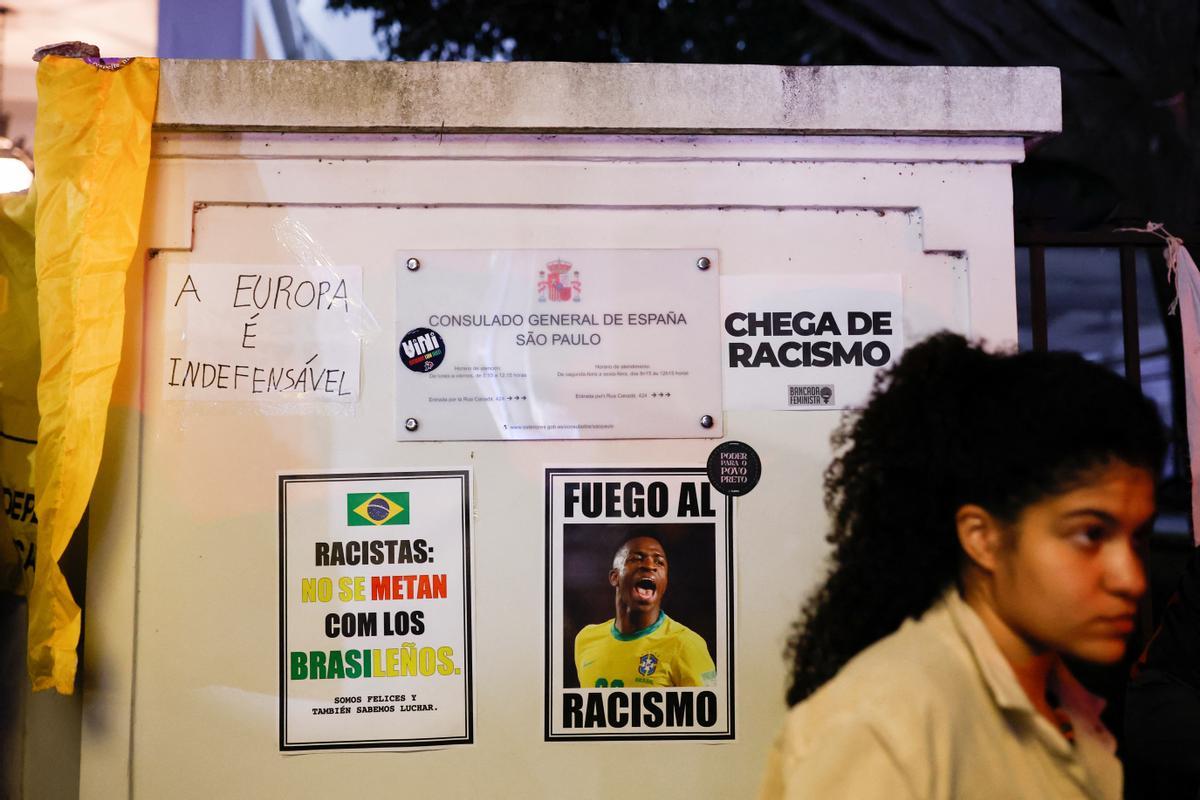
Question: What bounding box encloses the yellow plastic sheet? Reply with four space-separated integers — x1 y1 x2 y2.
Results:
0 188 39 596
29 56 158 693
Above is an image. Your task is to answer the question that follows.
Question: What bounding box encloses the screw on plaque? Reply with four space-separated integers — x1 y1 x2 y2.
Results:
696 256 711 271
406 257 421 271
700 414 715 429
405 417 420 432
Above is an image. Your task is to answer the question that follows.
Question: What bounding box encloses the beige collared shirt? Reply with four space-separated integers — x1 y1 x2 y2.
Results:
758 588 1121 800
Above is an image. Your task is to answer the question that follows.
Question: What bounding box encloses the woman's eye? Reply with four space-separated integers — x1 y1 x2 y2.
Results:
1072 526 1106 545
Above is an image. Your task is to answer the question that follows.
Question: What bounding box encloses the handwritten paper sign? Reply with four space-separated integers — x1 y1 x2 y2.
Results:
162 263 363 403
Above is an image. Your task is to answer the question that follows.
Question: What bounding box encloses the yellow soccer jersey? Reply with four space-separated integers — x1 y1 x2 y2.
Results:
574 613 717 688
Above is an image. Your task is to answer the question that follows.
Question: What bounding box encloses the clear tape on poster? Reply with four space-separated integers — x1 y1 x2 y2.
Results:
274 217 381 344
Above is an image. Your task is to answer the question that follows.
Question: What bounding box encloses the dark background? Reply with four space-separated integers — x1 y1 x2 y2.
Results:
561 522 718 688
329 0 1200 236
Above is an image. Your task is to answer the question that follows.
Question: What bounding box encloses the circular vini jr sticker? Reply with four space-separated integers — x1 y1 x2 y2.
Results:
399 327 446 373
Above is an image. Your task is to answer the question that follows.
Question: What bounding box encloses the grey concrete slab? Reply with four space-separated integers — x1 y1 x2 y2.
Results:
155 60 1061 136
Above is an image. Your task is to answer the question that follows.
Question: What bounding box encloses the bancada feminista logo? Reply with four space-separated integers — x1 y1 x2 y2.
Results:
347 492 409 526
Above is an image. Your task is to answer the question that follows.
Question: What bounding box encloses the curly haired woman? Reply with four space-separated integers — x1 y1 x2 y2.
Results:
759 332 1165 800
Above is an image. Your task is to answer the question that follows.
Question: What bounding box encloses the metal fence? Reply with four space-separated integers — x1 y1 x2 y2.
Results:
1015 227 1195 614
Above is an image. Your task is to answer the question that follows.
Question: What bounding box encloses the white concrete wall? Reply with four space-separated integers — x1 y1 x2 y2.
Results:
73 61 1057 799
77 129 1026 798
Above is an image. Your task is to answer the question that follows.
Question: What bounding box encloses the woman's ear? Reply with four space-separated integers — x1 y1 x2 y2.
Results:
956 504 1003 573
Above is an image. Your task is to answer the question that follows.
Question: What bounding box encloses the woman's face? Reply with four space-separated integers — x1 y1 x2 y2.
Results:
991 460 1156 664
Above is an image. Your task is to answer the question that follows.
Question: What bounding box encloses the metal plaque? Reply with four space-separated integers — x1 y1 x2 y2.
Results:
395 250 722 440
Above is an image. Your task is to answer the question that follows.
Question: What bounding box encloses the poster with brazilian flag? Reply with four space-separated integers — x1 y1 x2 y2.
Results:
280 470 472 750
347 492 409 526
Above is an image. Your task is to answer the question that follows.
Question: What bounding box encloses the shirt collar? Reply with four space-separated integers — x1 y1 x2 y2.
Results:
940 586 1106 722
610 611 666 641
940 587 1118 774
941 586 1034 713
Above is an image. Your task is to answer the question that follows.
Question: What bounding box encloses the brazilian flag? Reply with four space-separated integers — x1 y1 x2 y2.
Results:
347 492 409 526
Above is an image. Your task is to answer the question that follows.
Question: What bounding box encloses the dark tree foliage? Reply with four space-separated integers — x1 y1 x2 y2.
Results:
324 0 877 66
330 0 1200 231
804 0 1200 233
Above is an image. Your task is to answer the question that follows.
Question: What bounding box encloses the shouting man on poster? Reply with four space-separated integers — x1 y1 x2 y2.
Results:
574 532 717 688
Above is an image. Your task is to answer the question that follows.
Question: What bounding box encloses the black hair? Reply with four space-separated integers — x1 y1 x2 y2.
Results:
785 332 1166 705
614 530 668 562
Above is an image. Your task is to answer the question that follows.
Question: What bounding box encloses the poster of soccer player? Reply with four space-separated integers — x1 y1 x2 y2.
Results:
279 470 473 750
545 467 735 741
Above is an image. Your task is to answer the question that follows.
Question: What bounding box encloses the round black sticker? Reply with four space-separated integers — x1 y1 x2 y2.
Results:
706 440 762 497
399 327 446 373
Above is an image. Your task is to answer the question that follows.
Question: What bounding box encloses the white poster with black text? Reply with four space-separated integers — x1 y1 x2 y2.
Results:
545 467 734 741
721 273 903 410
